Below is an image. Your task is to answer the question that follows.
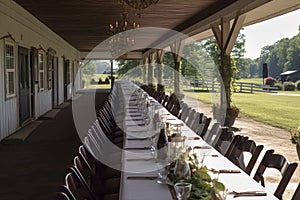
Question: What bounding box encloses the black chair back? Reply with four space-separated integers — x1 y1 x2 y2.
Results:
253 149 298 200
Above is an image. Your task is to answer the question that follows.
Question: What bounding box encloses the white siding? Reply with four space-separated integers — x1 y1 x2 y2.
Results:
0 1 81 140
0 41 18 139
37 90 52 117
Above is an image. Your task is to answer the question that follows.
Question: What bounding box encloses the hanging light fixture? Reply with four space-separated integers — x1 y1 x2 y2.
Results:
120 0 159 16
123 0 159 9
107 12 140 57
108 12 140 35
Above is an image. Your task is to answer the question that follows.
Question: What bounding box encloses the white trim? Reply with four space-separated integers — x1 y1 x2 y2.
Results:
38 52 45 91
4 41 16 99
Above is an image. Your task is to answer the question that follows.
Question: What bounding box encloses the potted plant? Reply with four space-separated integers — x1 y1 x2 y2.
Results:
290 126 300 161
225 105 239 127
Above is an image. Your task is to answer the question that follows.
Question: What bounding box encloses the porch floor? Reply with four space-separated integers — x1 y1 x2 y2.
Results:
0 89 110 200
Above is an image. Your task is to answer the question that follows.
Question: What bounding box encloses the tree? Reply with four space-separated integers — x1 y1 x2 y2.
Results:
162 52 175 80
201 31 245 96
82 61 96 76
285 34 300 71
116 60 141 78
255 27 300 78
181 43 210 78
249 62 259 78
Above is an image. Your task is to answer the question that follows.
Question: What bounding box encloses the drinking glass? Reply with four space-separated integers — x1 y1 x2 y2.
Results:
149 132 159 157
156 163 170 184
174 182 192 200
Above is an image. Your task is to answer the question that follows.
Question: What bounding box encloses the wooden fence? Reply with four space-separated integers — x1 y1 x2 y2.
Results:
187 78 278 93
234 82 278 93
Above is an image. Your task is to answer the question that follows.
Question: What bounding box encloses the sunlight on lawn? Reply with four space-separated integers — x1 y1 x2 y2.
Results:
184 89 300 130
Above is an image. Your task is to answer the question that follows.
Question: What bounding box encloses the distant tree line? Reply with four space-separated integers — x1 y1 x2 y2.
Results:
116 25 300 81
237 26 300 79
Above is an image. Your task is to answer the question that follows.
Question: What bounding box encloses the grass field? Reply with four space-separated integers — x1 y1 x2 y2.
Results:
183 88 300 130
236 78 264 85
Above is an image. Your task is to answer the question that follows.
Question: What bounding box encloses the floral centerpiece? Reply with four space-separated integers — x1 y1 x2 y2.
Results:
169 147 226 200
290 126 300 160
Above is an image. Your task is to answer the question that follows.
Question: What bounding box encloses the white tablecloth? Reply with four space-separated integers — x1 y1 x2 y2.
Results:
118 80 277 200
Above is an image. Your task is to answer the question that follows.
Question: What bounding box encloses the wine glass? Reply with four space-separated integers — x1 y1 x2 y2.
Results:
156 162 170 184
174 157 191 180
149 132 159 157
174 182 192 200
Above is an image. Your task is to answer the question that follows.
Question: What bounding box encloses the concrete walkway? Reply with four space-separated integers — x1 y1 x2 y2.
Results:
0 90 109 200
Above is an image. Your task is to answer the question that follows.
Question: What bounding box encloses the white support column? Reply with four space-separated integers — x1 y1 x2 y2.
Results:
210 12 246 126
142 56 148 84
170 39 185 94
156 49 165 91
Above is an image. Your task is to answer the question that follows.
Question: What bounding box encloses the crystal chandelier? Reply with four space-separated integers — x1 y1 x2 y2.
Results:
108 12 140 57
120 0 159 16
108 12 140 35
123 0 159 9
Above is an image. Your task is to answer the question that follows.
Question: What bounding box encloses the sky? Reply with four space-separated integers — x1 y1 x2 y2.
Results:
242 8 300 59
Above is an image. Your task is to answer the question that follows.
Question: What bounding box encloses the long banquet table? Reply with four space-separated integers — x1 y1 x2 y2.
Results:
117 80 277 200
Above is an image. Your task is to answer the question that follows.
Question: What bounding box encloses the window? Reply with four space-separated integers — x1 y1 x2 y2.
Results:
66 60 71 85
47 55 53 90
5 43 16 98
38 53 45 90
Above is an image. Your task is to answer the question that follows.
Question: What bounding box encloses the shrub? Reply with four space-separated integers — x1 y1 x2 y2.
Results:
274 82 283 90
264 76 276 86
296 80 300 91
283 82 296 91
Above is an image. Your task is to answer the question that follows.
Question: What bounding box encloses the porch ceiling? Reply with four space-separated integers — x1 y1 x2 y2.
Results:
13 0 300 55
13 0 236 52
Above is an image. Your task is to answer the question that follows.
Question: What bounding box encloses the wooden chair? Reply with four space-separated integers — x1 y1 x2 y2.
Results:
213 128 234 155
177 102 188 119
165 93 177 111
156 91 165 104
170 98 181 117
57 185 75 200
292 183 300 200
197 116 211 138
237 139 264 175
78 145 120 180
203 122 221 146
162 94 169 107
190 112 203 133
253 149 298 199
185 109 196 127
74 154 120 198
226 136 264 175
180 106 191 123
65 167 97 200
55 192 71 200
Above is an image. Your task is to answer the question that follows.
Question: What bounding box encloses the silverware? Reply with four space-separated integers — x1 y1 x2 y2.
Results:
228 191 267 198
124 147 152 150
210 168 241 173
193 146 211 149
126 158 155 161
127 176 158 180
187 137 201 140
127 138 149 141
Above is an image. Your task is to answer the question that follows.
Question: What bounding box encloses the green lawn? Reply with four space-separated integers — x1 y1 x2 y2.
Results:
236 78 264 85
184 89 300 130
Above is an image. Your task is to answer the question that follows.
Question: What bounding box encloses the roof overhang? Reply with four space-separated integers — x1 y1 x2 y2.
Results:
11 0 300 60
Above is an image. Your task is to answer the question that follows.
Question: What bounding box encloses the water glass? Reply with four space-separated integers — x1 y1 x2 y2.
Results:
157 164 170 184
174 182 192 200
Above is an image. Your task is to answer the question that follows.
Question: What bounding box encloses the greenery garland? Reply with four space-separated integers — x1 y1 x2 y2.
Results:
168 149 226 200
